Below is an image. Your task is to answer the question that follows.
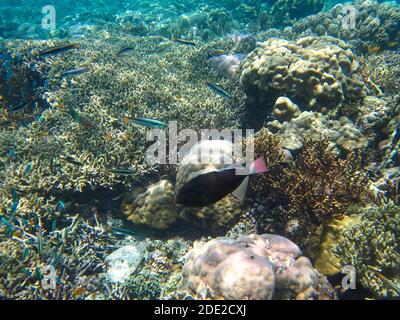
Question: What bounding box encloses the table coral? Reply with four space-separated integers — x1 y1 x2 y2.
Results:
180 233 334 300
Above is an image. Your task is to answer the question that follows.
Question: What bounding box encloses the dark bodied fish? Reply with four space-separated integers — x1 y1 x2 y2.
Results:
208 49 226 58
10 97 36 113
172 38 196 46
110 227 137 237
61 67 90 78
115 47 135 57
205 82 233 99
59 156 83 166
106 168 135 175
38 43 80 56
175 156 268 207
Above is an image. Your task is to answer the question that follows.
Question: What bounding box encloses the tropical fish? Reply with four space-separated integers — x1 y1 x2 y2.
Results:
129 117 167 129
36 226 44 257
7 148 16 158
10 97 35 113
172 38 196 46
106 167 135 176
59 155 83 166
110 227 137 237
115 47 135 57
68 107 94 128
205 82 233 99
57 201 66 210
38 43 80 56
24 164 32 174
10 199 19 215
175 156 268 207
208 49 226 58
61 67 90 78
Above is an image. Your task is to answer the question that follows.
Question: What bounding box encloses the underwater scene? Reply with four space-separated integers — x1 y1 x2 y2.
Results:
0 0 399 301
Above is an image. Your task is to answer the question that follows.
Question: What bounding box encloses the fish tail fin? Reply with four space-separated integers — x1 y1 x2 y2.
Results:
232 176 249 202
249 156 268 175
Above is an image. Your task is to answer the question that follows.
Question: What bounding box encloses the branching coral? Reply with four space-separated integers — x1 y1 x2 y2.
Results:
252 134 369 236
291 0 400 54
269 0 324 27
333 204 400 298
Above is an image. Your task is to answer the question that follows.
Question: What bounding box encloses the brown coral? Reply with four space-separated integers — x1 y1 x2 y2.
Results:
252 135 369 234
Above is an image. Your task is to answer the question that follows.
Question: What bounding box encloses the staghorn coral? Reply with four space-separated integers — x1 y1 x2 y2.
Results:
180 233 334 300
0 30 241 226
252 136 369 238
269 0 324 27
291 0 400 54
333 204 400 298
240 36 367 115
0 214 120 299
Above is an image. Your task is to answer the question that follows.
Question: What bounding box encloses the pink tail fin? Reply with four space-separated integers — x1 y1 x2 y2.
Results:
249 156 268 175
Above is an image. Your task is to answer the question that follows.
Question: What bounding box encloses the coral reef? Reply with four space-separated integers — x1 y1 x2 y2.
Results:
122 180 178 230
241 36 367 113
269 0 324 27
291 0 400 54
180 233 334 300
267 110 368 151
252 135 369 241
334 204 400 298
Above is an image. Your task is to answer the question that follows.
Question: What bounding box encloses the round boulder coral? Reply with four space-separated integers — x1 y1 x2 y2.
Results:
181 234 333 300
240 36 367 111
122 180 178 230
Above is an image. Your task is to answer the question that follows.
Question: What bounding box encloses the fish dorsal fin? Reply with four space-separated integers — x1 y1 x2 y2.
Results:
231 176 249 202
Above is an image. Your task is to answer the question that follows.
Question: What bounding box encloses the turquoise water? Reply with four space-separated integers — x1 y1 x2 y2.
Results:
0 0 399 300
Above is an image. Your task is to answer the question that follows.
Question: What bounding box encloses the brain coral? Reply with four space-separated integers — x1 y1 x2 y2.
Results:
240 36 367 112
181 234 334 300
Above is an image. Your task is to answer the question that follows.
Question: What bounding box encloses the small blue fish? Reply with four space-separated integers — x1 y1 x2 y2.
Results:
24 164 32 174
10 199 19 215
61 67 90 78
107 168 135 176
206 82 233 99
6 149 16 158
129 117 167 129
56 201 65 210
21 247 29 261
51 220 57 233
115 47 135 57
